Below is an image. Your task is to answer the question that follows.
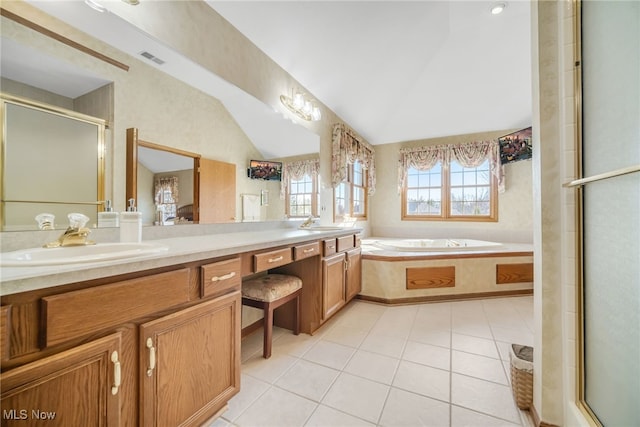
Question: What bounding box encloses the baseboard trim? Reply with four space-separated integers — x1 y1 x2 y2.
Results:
530 404 560 427
241 319 263 338
355 289 533 305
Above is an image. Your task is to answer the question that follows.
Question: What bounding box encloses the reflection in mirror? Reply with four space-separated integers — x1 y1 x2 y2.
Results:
0 94 105 231
126 128 200 226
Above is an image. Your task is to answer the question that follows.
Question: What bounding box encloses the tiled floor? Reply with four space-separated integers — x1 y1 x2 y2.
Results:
212 296 535 427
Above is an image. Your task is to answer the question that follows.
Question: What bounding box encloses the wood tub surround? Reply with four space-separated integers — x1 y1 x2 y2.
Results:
0 230 362 426
361 240 533 304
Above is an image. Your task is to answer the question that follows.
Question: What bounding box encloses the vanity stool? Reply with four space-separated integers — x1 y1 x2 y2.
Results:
241 274 302 359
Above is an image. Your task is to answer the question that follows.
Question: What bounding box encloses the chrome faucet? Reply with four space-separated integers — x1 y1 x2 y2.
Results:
44 213 95 248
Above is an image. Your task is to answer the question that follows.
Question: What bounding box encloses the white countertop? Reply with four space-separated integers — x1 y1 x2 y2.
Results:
0 228 359 296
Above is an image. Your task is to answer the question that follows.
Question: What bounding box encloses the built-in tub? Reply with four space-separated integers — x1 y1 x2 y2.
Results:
374 238 502 251
360 238 534 304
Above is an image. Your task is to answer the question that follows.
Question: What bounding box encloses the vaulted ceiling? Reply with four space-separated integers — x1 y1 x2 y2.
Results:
207 1 532 145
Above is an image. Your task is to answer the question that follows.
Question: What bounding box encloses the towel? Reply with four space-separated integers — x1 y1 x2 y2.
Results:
242 194 261 222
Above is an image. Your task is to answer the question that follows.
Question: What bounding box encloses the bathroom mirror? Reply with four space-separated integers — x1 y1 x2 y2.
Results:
0 94 106 231
126 128 200 226
1 3 319 228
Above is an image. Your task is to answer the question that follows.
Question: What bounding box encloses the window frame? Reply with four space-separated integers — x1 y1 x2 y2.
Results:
285 172 319 218
334 160 368 222
401 159 498 222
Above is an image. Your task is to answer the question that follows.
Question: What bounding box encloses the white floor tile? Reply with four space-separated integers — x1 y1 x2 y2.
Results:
452 350 508 385
224 374 270 422
402 340 451 371
359 332 407 358
303 340 357 370
343 349 400 385
392 360 450 402
234 387 317 427
451 373 521 424
322 372 390 424
451 405 520 427
275 359 340 402
304 405 375 427
234 296 535 427
379 387 450 427
452 333 500 359
242 352 299 384
272 331 321 358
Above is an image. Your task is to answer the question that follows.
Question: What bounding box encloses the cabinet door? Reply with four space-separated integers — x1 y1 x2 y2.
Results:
140 292 241 427
345 247 362 302
322 253 346 320
1 332 122 426
199 158 236 223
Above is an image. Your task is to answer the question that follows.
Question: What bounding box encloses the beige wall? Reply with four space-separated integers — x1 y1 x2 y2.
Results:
371 130 533 243
0 2 289 221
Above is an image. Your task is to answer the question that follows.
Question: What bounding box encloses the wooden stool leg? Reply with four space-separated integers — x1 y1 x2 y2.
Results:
263 302 273 359
293 294 300 336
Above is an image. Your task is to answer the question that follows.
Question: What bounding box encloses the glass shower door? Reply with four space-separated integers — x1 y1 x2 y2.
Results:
578 1 640 425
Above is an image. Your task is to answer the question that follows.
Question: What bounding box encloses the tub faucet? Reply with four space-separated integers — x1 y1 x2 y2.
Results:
44 213 95 248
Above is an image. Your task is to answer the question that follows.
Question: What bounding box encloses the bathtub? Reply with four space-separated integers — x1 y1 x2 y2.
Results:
373 238 502 252
360 238 533 304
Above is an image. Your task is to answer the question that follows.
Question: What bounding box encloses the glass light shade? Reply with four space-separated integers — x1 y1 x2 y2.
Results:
302 101 313 115
293 93 304 109
312 107 322 121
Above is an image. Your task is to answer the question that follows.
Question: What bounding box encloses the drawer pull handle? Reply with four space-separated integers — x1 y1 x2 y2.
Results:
211 271 236 282
328 245 335 249
268 255 284 263
303 248 315 254
111 351 121 395
146 338 156 377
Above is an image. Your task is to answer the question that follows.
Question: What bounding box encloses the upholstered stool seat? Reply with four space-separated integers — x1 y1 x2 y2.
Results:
241 274 302 359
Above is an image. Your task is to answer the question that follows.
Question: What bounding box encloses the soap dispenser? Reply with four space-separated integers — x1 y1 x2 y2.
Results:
120 198 142 243
98 200 119 228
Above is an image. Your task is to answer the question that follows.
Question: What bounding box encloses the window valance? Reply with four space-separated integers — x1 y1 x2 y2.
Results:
332 123 376 195
280 158 320 199
398 140 504 193
155 176 179 204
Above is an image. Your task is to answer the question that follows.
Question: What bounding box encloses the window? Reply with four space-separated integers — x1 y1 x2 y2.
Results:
335 160 368 220
286 173 318 217
155 176 179 222
403 159 497 221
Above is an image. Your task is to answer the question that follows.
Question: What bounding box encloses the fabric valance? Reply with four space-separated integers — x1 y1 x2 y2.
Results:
331 123 376 195
280 158 320 199
398 140 505 193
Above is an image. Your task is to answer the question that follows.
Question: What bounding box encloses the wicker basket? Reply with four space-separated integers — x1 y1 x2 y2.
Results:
510 344 533 410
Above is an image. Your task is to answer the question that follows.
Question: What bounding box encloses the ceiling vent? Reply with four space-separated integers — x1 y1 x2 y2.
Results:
139 51 165 65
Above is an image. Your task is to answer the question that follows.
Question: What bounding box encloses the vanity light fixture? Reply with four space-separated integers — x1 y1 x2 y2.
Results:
280 90 322 122
490 2 507 15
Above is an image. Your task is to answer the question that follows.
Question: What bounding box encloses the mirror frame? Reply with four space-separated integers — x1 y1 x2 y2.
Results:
125 127 201 223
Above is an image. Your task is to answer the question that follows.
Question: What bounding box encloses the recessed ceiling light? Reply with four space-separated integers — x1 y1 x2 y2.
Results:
490 2 507 15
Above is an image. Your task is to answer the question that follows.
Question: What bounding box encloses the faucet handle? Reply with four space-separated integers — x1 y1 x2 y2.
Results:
68 213 90 229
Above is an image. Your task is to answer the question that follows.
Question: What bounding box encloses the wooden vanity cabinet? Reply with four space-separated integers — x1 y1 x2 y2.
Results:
322 252 347 320
1 332 123 426
0 259 241 427
140 291 240 427
345 247 362 302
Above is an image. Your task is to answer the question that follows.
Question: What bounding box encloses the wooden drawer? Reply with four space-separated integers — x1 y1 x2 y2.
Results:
253 247 292 272
323 239 337 257
294 241 321 260
337 235 355 252
201 257 241 297
42 268 191 347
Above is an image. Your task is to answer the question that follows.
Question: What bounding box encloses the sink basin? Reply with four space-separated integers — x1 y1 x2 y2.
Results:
300 226 346 231
0 243 169 267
